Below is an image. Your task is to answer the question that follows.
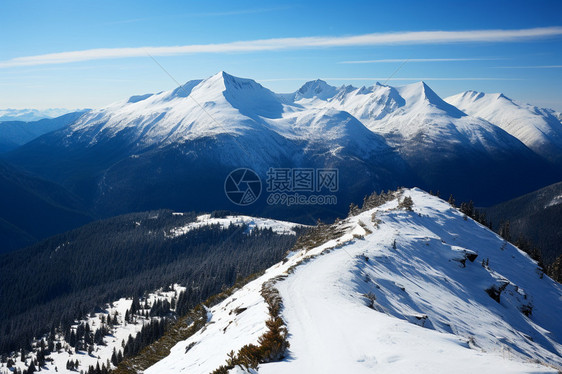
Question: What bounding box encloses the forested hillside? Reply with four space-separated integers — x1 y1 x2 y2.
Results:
0 210 302 355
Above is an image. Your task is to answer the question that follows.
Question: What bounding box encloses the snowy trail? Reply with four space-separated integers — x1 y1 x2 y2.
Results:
260 189 561 373
141 188 561 374
262 240 557 374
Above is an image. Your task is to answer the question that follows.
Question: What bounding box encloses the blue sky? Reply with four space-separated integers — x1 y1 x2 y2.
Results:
0 0 561 110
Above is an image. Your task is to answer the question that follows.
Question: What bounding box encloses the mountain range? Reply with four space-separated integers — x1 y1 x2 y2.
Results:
0 111 87 153
1 71 561 251
484 180 562 264
446 91 562 164
0 108 75 122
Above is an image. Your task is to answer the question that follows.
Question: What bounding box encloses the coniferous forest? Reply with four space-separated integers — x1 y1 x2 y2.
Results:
0 209 302 356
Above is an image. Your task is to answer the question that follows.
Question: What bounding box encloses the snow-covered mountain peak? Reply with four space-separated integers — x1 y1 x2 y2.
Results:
294 79 338 101
201 71 266 92
446 90 562 162
396 81 466 118
452 90 512 105
192 71 284 119
168 213 305 238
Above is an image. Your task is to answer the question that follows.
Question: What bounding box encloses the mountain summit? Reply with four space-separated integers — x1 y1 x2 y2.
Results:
294 79 338 101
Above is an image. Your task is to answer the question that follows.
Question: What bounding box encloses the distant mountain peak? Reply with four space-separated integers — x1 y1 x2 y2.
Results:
455 90 511 103
202 71 267 93
397 81 466 118
445 89 562 162
0 108 76 122
294 79 338 101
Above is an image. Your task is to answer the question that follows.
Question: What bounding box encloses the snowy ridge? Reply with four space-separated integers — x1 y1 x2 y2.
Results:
299 80 529 155
62 72 535 157
65 72 389 164
0 285 185 374
40 71 562 200
144 189 562 374
18 72 560 173
445 90 562 162
168 214 304 238
292 79 339 102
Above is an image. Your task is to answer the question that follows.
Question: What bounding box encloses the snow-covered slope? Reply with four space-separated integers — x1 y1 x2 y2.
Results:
62 71 393 172
445 90 562 163
168 213 303 237
0 285 185 374
296 80 531 157
144 188 562 373
285 79 551 205
69 72 389 153
6 72 559 215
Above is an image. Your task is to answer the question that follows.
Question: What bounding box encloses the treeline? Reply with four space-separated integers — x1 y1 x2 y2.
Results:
0 209 301 356
443 192 550 274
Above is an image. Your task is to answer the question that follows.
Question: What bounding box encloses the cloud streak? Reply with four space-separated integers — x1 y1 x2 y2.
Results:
340 57 502 64
1 26 561 68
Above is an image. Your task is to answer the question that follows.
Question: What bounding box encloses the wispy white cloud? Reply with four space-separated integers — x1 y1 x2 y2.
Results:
1 27 561 68
340 57 503 64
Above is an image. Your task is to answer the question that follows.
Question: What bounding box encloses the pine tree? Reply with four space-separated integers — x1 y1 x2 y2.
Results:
398 196 413 211
111 348 118 366
448 194 455 207
348 203 359 216
499 221 511 241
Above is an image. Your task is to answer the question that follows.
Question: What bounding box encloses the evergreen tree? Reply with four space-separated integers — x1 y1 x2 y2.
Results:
111 347 118 366
448 194 455 207
499 221 511 241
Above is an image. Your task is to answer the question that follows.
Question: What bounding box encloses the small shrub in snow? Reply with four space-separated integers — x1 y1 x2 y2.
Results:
211 283 290 373
520 303 533 317
363 292 376 309
485 281 509 303
398 196 414 211
357 220 372 235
